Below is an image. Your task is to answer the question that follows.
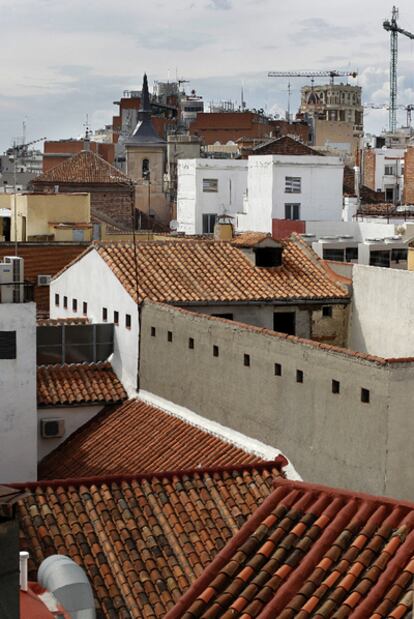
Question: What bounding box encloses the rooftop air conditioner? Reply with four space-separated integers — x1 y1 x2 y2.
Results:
40 418 65 439
4 256 24 282
37 274 52 286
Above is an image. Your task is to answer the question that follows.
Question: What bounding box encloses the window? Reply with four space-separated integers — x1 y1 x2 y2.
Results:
274 363 282 376
391 248 407 262
332 380 340 394
202 214 216 234
361 388 370 403
151 326 156 337
322 306 332 318
55 293 60 307
102 307 108 322
83 302 87 316
125 314 131 329
273 312 295 336
285 203 301 220
370 250 390 268
167 331 173 342
63 296 68 309
244 354 250 367
202 178 218 192
254 247 283 268
345 247 358 261
114 311 119 326
213 345 219 357
285 176 301 193
323 248 345 262
0 331 16 359
385 165 395 176
296 370 304 383
188 337 194 349
142 158 150 180
72 298 77 312
385 187 394 201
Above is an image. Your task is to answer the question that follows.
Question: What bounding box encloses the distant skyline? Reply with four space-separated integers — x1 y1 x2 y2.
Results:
2 0 414 150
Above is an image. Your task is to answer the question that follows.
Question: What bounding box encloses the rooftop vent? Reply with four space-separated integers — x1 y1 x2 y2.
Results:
319 236 339 242
254 246 283 268
365 237 385 243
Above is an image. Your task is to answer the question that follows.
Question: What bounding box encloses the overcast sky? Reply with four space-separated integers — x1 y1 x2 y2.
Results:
3 0 414 150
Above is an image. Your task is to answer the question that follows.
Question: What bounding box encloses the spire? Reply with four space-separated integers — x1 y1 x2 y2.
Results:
126 73 165 146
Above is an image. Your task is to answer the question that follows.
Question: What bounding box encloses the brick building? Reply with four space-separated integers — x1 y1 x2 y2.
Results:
43 140 115 172
31 150 135 231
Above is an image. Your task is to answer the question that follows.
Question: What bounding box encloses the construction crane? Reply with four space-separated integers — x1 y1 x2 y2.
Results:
268 70 358 86
364 102 414 127
383 6 414 133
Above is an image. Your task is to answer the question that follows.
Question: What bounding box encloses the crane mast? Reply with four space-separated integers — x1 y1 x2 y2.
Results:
383 6 414 133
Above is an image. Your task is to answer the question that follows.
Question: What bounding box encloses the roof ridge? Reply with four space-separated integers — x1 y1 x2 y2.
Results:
14 459 284 490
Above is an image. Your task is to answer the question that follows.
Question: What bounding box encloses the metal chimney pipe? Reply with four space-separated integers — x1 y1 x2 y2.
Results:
19 551 29 592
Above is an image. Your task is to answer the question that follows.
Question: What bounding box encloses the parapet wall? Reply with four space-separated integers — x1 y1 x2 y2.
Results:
140 301 414 501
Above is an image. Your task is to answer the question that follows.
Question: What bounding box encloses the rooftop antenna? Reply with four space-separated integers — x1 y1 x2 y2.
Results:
287 81 291 122
241 81 246 110
83 114 91 150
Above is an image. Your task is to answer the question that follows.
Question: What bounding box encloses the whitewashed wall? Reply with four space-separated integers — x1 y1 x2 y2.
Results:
349 265 414 357
0 302 37 482
50 250 139 395
177 159 248 234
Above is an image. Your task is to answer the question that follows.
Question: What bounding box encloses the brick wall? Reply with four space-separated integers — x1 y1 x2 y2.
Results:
404 147 414 204
363 149 376 190
90 190 134 230
272 219 306 239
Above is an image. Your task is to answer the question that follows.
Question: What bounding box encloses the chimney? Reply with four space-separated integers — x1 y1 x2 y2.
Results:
214 214 234 241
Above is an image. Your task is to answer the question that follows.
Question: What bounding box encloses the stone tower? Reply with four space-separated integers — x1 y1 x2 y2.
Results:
125 74 168 226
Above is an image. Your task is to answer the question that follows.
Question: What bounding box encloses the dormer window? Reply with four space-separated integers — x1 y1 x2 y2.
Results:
254 246 283 268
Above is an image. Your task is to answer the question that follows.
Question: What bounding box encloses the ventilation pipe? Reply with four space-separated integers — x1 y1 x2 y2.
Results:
19 551 29 592
38 555 95 619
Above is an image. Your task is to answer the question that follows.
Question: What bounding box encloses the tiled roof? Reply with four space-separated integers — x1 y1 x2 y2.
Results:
0 243 87 313
32 150 132 186
231 232 273 248
17 463 283 618
249 136 323 157
63 239 349 304
37 317 90 326
357 203 399 216
171 478 414 619
38 398 268 479
37 362 127 407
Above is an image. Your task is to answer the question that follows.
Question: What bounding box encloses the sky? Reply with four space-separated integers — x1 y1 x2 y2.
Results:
3 0 414 151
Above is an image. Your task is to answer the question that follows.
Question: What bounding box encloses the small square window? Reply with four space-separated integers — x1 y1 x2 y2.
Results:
167 331 173 342
63 296 68 309
83 302 87 315
213 345 219 357
114 311 119 325
125 314 131 329
244 354 250 367
332 379 340 394
102 307 108 322
72 298 77 312
322 306 333 318
361 388 370 403
296 370 304 383
151 326 156 337
55 293 59 307
188 337 194 349
274 363 282 376
0 331 16 359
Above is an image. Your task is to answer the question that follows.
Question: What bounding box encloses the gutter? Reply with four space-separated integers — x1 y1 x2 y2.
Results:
167 297 350 308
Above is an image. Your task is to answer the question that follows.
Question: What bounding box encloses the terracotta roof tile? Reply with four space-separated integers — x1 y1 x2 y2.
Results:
37 398 271 479
171 479 414 619
37 362 127 407
17 463 282 618
32 150 132 186
62 238 349 304
231 233 273 248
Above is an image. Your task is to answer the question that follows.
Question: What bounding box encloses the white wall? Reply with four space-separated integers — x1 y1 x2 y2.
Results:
177 159 248 234
239 155 344 233
349 265 414 356
38 404 103 460
0 302 37 482
50 250 139 395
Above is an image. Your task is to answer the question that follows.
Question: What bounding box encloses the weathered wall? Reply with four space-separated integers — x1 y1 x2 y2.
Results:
90 189 134 229
403 147 414 204
0 303 37 482
349 265 414 357
362 149 376 190
139 302 402 498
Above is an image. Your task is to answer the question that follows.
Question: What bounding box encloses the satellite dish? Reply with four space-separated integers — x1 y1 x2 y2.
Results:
170 219 178 231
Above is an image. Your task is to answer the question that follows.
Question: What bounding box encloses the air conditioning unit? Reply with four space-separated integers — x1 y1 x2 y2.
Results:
40 418 65 439
37 274 52 286
4 256 24 282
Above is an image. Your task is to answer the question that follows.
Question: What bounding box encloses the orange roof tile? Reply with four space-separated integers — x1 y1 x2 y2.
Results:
37 362 127 407
17 462 283 618
38 398 268 479
32 150 132 186
170 478 414 619
231 232 273 248
63 239 349 304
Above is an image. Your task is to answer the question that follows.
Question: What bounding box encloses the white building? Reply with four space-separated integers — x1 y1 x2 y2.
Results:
177 159 248 234
0 257 37 482
177 154 343 235
364 147 405 203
